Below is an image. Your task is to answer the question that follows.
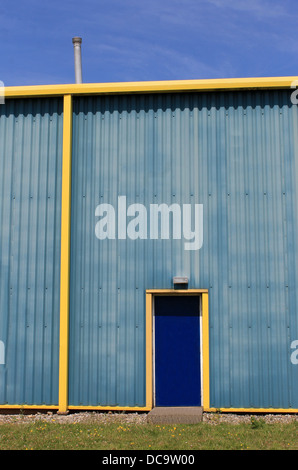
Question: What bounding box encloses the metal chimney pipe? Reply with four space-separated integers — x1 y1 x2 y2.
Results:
72 37 83 83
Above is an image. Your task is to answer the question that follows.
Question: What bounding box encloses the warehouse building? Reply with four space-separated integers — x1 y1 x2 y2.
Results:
0 76 297 414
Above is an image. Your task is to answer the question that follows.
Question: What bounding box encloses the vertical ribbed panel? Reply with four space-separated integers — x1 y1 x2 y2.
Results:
69 91 298 409
0 98 63 405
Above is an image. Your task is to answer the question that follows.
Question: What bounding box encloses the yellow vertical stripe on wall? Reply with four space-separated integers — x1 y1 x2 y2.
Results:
58 94 73 414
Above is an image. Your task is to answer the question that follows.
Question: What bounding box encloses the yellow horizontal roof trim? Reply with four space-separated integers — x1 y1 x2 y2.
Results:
4 76 298 98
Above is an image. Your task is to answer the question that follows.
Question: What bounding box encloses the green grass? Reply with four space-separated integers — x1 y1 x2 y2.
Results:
0 419 297 450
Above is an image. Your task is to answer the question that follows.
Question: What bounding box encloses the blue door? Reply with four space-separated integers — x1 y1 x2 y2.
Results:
154 296 201 407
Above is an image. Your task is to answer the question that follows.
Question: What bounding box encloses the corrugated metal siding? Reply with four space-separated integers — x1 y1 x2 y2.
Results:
69 91 298 408
0 98 63 405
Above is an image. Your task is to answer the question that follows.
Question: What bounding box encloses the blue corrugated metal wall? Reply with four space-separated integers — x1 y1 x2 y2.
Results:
0 98 63 405
1 90 297 410
69 91 298 409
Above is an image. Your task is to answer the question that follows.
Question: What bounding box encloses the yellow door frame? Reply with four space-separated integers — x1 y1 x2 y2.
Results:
145 289 210 410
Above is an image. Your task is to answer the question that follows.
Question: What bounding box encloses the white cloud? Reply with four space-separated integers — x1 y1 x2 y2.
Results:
206 0 288 18
94 36 234 81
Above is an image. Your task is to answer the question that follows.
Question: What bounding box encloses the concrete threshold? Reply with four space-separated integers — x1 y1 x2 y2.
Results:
147 407 203 424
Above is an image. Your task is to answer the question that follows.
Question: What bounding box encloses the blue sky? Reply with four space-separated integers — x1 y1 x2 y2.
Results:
1 0 298 86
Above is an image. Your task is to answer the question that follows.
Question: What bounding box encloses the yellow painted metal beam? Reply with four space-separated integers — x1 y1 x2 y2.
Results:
202 293 210 410
58 94 73 414
0 405 59 410
4 76 298 98
146 293 153 410
68 405 152 411
0 404 296 413
206 408 298 414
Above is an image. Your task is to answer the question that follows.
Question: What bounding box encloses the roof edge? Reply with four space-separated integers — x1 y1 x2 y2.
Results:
4 76 298 98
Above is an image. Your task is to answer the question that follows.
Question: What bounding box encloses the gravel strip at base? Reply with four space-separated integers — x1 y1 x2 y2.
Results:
0 411 148 425
0 411 296 425
203 412 298 425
